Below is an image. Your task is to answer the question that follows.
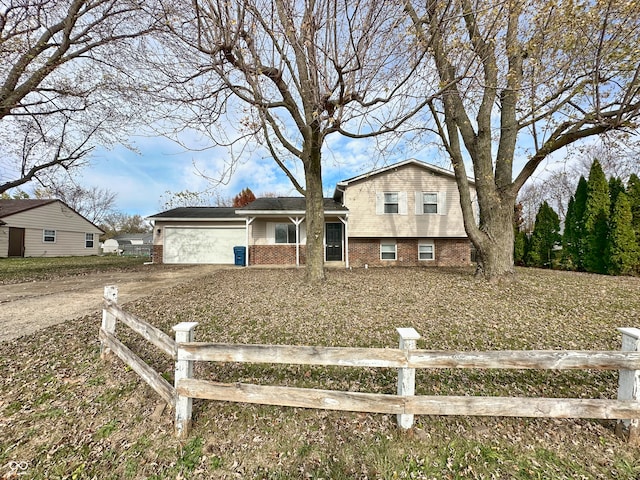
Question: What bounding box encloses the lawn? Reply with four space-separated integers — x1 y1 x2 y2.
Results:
0 255 149 284
1 266 640 479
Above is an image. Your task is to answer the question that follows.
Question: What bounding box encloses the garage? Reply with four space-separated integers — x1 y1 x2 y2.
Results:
163 226 246 264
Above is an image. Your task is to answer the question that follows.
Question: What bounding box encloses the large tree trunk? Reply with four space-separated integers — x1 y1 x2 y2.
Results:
304 140 326 284
472 200 516 280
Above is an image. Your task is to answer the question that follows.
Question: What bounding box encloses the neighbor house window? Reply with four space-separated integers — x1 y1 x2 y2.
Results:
85 233 94 248
418 243 434 261
422 193 438 214
43 229 56 243
380 241 397 260
383 193 399 213
275 223 297 244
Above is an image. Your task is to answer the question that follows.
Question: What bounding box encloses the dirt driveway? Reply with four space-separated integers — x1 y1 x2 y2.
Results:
0 264 227 343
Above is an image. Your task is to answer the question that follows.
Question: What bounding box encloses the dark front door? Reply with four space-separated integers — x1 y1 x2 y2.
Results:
325 223 342 261
8 228 25 257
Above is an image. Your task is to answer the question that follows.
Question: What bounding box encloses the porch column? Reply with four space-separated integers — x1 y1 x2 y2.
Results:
245 217 255 266
289 216 304 267
340 216 349 268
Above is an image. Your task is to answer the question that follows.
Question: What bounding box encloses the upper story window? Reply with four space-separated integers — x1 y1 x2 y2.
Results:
85 233 94 248
422 193 438 214
275 223 297 244
383 193 399 213
415 192 444 215
43 229 56 243
376 192 407 215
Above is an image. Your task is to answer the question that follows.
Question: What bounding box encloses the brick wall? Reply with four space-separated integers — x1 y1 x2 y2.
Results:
152 245 163 264
348 238 471 268
250 245 307 265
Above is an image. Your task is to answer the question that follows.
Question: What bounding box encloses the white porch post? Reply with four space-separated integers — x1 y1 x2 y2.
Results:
340 216 349 268
289 216 304 267
245 217 255 266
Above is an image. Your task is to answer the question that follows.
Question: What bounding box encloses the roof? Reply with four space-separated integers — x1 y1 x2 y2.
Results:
237 197 348 215
333 159 475 199
113 233 153 243
0 199 57 218
0 199 104 233
147 207 242 221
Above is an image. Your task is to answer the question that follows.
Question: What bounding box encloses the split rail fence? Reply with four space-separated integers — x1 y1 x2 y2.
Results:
99 286 640 441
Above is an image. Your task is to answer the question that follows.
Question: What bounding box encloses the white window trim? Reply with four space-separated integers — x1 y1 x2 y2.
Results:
376 192 407 215
267 222 306 245
415 191 446 216
43 229 56 243
418 241 435 261
85 233 94 248
380 241 397 260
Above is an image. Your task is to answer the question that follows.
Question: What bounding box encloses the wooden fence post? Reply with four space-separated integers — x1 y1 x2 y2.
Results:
397 327 420 429
617 327 640 444
173 322 199 439
100 286 118 360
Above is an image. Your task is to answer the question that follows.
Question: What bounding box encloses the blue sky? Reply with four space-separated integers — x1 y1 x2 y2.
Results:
82 130 448 218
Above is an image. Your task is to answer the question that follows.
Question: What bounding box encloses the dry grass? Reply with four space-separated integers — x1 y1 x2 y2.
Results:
2 266 640 479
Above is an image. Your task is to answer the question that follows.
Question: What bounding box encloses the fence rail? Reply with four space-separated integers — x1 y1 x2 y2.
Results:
99 286 640 442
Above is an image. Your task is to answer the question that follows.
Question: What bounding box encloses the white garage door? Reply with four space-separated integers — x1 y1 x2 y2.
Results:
163 227 246 264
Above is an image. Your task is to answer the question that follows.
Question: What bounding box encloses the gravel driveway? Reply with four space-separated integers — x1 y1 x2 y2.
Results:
0 264 226 343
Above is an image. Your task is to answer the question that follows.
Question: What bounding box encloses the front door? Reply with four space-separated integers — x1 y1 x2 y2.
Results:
325 223 342 261
8 228 25 257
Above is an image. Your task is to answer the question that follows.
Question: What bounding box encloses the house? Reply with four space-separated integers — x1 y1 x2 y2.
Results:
101 233 153 256
0 199 104 258
332 158 476 267
148 159 476 267
236 197 349 266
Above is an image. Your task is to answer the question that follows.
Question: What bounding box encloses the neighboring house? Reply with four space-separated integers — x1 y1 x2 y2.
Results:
147 207 246 264
0 199 104 258
148 159 476 268
113 233 153 245
101 233 153 256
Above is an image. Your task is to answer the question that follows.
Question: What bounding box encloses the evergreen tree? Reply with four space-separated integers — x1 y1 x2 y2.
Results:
609 177 626 216
607 192 640 275
628 174 640 243
514 229 528 266
527 201 561 268
562 176 588 270
583 160 610 274
513 202 527 266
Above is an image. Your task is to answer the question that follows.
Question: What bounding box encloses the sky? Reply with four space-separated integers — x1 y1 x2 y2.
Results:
82 129 447 218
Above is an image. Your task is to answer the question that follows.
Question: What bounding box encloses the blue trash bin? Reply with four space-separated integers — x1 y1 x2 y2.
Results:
233 246 246 266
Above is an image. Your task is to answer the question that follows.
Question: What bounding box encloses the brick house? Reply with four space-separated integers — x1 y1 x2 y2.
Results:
148 159 476 267
331 159 476 267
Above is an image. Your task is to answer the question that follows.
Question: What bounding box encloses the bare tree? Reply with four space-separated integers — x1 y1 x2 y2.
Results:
518 137 640 229
99 212 151 239
406 0 640 280
158 0 431 283
0 0 159 194
35 184 117 224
